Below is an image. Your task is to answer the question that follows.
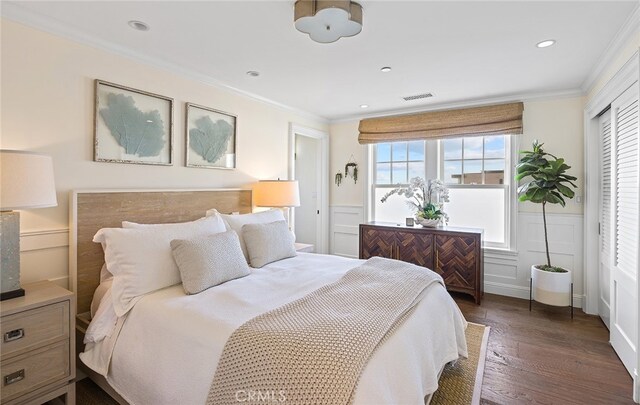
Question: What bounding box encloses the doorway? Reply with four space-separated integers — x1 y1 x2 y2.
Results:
288 124 329 254
294 134 320 248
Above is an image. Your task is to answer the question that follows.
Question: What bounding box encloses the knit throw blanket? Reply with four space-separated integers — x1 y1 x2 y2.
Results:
207 256 445 405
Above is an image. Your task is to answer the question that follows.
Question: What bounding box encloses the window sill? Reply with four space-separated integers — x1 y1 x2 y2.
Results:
483 246 518 257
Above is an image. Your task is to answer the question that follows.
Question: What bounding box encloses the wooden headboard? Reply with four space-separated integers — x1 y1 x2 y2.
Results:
69 189 252 315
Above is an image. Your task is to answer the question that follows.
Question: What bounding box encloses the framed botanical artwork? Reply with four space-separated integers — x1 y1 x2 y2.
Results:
185 103 237 169
94 80 173 165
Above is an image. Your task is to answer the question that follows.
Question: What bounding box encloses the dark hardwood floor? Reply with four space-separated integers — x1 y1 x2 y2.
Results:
453 293 635 405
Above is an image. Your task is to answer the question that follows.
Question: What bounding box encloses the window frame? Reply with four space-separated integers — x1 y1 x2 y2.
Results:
367 135 517 252
370 141 428 222
438 135 514 250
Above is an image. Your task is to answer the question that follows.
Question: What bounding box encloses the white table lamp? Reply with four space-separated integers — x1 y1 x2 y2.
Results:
253 180 300 209
253 180 300 233
1 150 57 300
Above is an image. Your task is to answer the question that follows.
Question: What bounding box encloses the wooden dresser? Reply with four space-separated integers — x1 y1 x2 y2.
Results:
0 281 75 405
359 222 484 303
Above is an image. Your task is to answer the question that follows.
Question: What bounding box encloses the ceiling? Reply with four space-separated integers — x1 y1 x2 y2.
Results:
3 1 638 121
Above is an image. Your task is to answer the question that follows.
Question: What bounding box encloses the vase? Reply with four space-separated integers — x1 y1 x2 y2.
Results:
415 217 440 227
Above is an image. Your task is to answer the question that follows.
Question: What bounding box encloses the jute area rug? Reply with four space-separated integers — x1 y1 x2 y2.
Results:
76 323 490 405
429 322 490 405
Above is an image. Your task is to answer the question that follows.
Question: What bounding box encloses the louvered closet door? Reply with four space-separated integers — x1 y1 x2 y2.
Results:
610 82 639 378
599 110 612 329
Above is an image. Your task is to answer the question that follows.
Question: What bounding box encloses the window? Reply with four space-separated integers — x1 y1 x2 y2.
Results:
372 141 426 223
441 136 506 185
369 135 513 249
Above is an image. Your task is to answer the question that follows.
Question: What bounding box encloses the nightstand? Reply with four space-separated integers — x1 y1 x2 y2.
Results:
295 243 315 253
0 281 75 405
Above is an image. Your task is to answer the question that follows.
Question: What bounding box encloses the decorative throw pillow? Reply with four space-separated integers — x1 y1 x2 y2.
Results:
93 215 227 316
170 231 251 295
242 220 296 268
220 210 285 261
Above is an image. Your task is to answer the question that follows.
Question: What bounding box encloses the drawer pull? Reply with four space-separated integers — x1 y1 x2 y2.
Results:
3 328 24 343
4 369 25 386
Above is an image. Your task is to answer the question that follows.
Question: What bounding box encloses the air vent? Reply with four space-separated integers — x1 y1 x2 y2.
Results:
402 93 433 101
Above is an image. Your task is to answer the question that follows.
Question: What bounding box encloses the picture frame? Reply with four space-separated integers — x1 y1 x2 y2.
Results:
94 80 173 165
185 103 237 169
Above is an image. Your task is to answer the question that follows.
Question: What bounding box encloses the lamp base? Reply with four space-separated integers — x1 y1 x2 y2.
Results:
0 288 25 301
1 211 23 300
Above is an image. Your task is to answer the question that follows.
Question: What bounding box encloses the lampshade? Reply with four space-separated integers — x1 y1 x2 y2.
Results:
254 180 300 208
294 0 363 43
0 150 57 210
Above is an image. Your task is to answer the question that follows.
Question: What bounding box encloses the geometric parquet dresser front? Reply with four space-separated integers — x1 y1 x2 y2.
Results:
360 222 484 303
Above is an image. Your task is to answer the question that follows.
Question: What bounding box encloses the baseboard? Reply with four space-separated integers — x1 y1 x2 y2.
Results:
484 281 584 308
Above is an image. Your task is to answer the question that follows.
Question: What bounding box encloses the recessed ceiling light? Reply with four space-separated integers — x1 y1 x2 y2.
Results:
128 20 150 31
380 67 392 73
360 104 369 109
536 39 556 48
246 71 260 77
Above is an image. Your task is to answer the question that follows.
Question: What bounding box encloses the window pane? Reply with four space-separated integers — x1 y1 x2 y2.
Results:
463 137 483 159
376 163 391 184
444 188 506 244
392 162 408 184
408 162 425 181
463 159 482 184
444 161 463 184
377 143 391 162
484 136 505 158
392 142 408 161
443 138 462 160
484 159 505 184
374 188 415 223
408 141 424 161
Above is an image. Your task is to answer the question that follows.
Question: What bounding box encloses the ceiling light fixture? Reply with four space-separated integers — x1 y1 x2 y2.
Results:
128 20 150 31
360 104 369 109
294 0 363 44
380 67 392 73
246 71 260 77
536 39 556 48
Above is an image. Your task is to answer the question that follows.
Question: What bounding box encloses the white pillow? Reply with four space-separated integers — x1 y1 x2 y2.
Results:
171 231 250 295
91 278 113 318
242 220 296 268
122 215 225 230
93 215 226 316
220 210 285 261
85 281 118 343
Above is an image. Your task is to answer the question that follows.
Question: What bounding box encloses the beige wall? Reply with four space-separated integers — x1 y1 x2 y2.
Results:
519 97 585 214
1 20 327 287
329 121 365 207
329 96 585 215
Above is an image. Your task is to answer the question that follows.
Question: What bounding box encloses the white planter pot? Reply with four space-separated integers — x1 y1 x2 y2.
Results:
531 265 572 306
416 218 440 227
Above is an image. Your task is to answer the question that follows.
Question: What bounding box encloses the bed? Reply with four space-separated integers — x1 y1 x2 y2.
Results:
70 189 468 405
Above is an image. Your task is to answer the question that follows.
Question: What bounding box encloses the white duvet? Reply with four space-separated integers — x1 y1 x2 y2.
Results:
80 253 468 405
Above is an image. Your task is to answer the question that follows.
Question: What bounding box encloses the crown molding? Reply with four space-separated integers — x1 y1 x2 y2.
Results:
0 2 329 124
581 4 640 93
329 88 585 124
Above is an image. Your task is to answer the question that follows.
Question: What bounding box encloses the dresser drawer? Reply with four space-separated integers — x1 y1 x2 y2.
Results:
1 301 70 360
1 340 70 403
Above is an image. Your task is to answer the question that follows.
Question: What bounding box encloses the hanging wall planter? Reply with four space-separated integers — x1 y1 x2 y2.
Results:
335 156 358 187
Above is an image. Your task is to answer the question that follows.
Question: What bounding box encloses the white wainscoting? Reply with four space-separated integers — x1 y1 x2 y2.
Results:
507 211 584 308
329 206 585 307
329 206 364 259
19 228 70 288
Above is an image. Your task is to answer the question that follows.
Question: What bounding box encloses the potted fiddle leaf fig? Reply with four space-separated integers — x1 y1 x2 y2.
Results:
517 140 577 307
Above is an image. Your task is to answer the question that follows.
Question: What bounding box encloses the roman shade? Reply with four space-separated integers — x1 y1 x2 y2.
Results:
358 102 524 144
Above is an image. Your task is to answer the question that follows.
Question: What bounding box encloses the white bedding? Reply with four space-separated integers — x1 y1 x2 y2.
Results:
80 253 467 405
